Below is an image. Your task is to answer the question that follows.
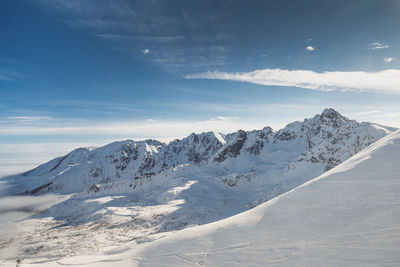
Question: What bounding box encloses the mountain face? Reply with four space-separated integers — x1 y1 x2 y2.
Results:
3 109 395 262
16 108 391 197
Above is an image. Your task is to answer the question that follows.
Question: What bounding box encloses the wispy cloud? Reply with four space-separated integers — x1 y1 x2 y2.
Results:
0 118 266 138
0 69 25 81
374 112 400 118
369 42 389 50
35 0 232 73
1 116 53 124
354 110 381 116
0 58 50 84
0 73 13 81
96 34 186 43
384 57 394 63
185 68 400 94
214 116 240 121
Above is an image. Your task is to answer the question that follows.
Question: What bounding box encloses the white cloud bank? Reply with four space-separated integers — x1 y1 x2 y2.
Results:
185 68 400 93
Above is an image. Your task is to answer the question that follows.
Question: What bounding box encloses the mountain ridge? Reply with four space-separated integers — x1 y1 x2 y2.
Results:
12 108 393 197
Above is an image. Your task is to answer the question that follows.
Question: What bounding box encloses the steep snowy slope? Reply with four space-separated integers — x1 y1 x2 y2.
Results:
49 129 400 267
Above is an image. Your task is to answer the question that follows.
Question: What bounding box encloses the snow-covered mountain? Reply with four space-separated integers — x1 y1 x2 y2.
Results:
13 108 392 198
93 130 400 267
7 121 400 266
1 109 397 264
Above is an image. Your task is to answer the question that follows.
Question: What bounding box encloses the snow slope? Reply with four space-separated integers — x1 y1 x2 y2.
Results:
46 129 400 266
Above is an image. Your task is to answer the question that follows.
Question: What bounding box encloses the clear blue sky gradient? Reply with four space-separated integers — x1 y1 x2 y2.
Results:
1 0 400 175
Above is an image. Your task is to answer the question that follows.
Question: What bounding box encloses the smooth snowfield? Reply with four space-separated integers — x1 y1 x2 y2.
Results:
41 130 400 266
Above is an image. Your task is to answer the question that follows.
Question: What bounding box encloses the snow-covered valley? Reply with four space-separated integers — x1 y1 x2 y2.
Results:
0 108 398 266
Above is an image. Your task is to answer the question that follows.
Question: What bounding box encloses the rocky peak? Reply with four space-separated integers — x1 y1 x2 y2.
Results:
167 131 225 164
142 139 164 147
313 108 350 128
261 126 274 134
321 108 340 117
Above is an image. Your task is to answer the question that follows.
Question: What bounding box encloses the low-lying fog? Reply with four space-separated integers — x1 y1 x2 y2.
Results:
0 180 65 261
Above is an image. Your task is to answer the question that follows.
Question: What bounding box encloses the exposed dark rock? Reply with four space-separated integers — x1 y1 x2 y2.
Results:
214 130 247 162
49 155 68 173
87 184 101 193
21 181 53 195
275 131 296 142
246 139 264 155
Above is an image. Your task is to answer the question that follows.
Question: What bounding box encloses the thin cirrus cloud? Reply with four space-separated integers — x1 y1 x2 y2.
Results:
0 117 266 139
0 73 13 81
0 69 24 81
95 34 186 43
2 116 53 124
185 68 400 93
35 0 231 72
369 42 390 50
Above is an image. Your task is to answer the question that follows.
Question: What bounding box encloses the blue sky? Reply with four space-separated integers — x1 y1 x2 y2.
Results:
1 0 400 175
